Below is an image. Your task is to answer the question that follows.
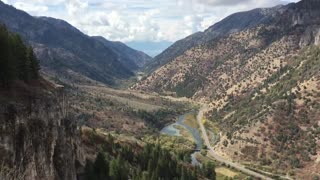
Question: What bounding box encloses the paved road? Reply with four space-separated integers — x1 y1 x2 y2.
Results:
196 105 275 180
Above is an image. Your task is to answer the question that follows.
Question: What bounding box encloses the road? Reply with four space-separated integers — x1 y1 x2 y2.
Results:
197 105 274 180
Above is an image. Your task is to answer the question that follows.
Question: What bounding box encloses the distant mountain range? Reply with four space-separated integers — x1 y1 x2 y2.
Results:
0 1 151 85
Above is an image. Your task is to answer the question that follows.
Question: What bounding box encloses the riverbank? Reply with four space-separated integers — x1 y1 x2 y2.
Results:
160 112 203 166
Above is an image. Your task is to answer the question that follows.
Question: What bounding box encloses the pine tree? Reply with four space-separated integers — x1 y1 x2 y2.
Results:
11 34 28 81
26 46 40 79
0 25 11 86
84 160 96 180
202 161 216 180
93 152 109 180
109 158 118 180
0 25 40 87
109 155 128 180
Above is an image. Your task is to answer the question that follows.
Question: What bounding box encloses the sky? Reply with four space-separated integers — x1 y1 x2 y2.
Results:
2 0 299 56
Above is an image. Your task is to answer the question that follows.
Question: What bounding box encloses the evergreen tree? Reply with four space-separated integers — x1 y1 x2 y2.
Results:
0 25 40 87
93 152 109 180
26 46 40 79
202 161 216 180
11 34 27 81
84 160 96 180
109 155 128 180
0 25 11 86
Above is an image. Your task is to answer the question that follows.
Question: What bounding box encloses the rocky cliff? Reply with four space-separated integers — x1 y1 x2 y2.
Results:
0 80 79 180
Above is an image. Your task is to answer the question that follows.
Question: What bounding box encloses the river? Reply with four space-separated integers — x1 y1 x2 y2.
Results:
160 112 203 166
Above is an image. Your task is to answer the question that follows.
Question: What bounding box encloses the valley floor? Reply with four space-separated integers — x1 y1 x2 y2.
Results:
57 80 317 180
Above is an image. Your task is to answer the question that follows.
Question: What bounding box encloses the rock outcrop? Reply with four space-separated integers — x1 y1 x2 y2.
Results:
0 82 79 180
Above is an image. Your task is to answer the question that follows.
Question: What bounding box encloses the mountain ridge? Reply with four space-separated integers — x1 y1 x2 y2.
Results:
0 1 151 86
92 36 151 68
143 5 284 73
133 1 320 177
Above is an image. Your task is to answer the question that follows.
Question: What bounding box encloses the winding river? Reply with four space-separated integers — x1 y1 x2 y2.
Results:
160 112 203 166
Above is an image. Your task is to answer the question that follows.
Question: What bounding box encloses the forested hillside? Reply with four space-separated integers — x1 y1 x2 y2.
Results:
0 25 39 87
80 129 216 180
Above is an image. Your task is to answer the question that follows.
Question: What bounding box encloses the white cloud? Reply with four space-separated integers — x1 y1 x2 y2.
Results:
11 0 64 6
5 0 300 43
79 12 109 26
200 16 220 30
14 2 48 14
82 9 163 42
65 0 88 16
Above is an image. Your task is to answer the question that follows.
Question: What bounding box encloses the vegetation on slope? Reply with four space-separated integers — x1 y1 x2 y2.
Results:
80 129 216 180
0 27 78 179
132 2 320 176
0 25 40 87
212 46 320 176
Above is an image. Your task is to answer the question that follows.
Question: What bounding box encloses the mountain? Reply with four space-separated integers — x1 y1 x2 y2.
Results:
143 5 283 73
0 1 151 86
0 25 215 180
133 0 320 177
134 0 320 101
92 36 151 68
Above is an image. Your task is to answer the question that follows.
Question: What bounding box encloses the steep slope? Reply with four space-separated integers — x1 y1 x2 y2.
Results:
0 26 79 180
0 80 79 180
144 5 283 73
92 36 151 68
0 2 150 86
212 46 320 178
134 0 319 102
133 0 320 177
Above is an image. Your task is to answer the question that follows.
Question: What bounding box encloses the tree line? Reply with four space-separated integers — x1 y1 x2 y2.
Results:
83 133 216 180
0 25 40 87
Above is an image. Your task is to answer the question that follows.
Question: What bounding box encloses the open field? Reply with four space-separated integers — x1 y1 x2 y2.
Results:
184 113 199 129
63 84 195 136
195 151 249 180
216 167 238 179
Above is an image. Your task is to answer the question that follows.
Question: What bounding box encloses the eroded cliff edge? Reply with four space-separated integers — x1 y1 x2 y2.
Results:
0 80 80 180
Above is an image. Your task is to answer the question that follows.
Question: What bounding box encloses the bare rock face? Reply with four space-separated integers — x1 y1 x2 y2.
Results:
299 26 320 46
283 0 320 46
0 86 79 180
